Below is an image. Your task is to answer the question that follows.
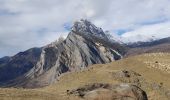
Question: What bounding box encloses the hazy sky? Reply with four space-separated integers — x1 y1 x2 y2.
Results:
0 0 170 57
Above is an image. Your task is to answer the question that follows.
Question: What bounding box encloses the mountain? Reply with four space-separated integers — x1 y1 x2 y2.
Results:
0 19 125 88
125 37 170 57
0 48 42 85
1 19 170 100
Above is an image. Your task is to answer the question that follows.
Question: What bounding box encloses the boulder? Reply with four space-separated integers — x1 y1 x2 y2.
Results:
68 83 148 100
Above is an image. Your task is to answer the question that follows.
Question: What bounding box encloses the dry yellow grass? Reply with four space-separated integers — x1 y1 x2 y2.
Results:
0 53 170 100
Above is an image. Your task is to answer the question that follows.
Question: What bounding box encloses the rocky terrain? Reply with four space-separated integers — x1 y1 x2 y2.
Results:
0 53 170 100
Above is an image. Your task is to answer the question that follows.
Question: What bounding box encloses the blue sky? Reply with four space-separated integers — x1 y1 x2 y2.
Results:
0 0 170 57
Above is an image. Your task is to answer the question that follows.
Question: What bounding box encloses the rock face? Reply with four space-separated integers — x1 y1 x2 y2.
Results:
0 19 125 88
0 48 42 85
68 83 148 100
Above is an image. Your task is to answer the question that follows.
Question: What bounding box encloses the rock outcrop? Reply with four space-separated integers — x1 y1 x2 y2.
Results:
68 83 148 100
0 19 125 88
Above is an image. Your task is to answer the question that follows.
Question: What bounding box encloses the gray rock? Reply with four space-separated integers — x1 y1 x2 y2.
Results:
68 83 148 100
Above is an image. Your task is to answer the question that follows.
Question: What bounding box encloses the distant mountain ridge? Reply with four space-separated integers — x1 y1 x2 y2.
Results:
126 37 170 57
0 48 42 84
127 37 170 48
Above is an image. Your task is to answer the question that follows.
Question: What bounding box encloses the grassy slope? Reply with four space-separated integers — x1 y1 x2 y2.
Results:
0 53 170 100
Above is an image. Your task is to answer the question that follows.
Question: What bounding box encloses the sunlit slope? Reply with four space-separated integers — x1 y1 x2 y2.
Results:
0 53 170 100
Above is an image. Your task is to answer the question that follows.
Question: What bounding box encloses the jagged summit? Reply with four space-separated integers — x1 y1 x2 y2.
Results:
71 19 108 39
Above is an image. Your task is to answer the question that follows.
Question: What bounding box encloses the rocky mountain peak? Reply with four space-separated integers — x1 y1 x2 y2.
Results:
0 19 125 88
71 19 108 40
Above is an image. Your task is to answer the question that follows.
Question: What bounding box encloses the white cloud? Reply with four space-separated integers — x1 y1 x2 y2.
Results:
0 0 170 57
121 21 170 43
